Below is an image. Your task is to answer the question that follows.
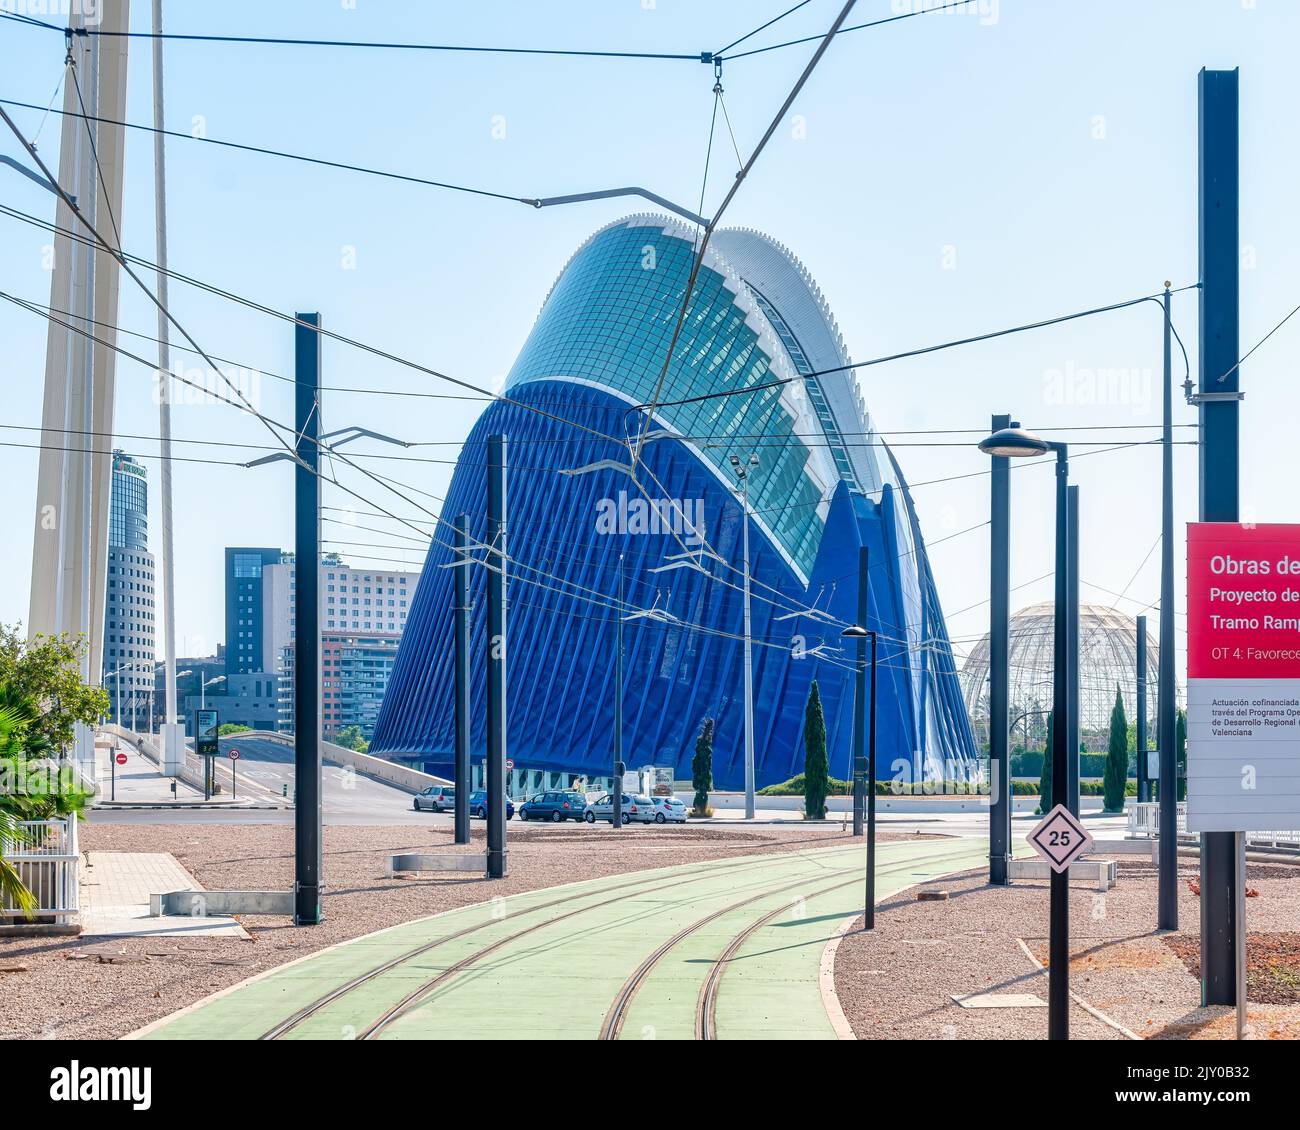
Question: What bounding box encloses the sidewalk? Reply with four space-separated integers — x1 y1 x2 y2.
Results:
93 739 203 805
79 851 246 939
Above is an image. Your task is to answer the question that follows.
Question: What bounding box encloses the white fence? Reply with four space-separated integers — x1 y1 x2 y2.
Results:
1127 801 1300 851
0 816 80 923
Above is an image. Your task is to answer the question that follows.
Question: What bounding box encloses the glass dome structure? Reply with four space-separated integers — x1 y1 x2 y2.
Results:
958 602 1162 752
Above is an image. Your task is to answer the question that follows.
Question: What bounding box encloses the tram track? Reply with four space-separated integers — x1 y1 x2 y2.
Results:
604 847 978 1041
261 841 870 1040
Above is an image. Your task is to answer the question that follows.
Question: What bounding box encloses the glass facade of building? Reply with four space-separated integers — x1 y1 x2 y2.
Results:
372 216 974 789
103 451 155 730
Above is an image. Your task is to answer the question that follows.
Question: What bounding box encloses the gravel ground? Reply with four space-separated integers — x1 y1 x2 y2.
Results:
0 820 924 1040
833 852 1300 1040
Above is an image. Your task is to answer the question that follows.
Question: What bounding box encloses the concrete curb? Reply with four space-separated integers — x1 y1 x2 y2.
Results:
94 802 289 811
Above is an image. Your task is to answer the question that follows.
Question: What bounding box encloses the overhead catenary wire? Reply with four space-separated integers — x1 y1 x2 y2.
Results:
643 284 1200 411
0 95 536 207
630 0 860 472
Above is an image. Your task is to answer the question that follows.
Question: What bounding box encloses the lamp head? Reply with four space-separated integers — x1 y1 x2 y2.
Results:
978 426 1050 458
841 625 870 639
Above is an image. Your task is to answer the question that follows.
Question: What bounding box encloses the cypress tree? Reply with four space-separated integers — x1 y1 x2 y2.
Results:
1104 687 1128 813
1037 710 1055 814
691 718 714 816
803 680 829 820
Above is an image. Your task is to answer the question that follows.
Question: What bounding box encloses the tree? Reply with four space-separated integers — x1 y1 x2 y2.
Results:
803 680 829 820
218 723 252 737
691 718 713 816
333 725 369 753
1037 710 1054 814
0 626 109 753
1104 687 1128 813
1176 708 1187 801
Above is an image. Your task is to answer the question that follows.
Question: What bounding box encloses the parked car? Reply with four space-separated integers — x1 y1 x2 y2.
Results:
649 795 687 824
467 790 515 820
583 793 656 825
518 791 587 822
413 785 455 812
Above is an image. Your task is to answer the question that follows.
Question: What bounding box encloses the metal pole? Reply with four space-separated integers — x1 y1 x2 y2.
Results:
453 514 471 845
1235 830 1247 1038
486 434 508 879
151 0 179 735
1158 285 1181 928
1067 484 1080 818
1196 67 1239 996
612 553 624 829
293 311 323 926
741 470 756 819
865 630 878 928
989 413 1012 884
1049 443 1071 1040
1136 615 1149 804
852 546 867 837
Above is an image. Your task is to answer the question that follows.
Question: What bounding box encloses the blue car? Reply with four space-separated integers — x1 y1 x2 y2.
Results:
467 790 514 820
518 791 586 822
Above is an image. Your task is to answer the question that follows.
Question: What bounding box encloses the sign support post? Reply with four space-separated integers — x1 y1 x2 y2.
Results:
1195 66 1241 1000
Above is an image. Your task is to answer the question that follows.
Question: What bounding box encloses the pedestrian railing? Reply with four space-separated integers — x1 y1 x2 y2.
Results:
1127 800 1300 852
0 816 80 924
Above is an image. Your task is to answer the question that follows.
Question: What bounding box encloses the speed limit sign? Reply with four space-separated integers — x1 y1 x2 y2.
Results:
1027 804 1093 873
229 748 240 760
505 758 514 770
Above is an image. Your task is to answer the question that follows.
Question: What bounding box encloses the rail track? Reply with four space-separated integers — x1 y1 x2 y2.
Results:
261 841 873 1040
597 847 976 1041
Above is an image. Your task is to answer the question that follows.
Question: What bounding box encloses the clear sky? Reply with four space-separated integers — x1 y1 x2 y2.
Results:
1 0 1297 680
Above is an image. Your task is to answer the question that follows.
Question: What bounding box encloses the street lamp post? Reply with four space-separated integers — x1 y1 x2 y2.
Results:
842 622 878 927
979 425 1073 1040
730 453 759 819
613 553 625 830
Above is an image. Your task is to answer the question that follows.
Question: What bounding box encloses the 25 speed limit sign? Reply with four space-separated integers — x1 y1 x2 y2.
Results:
1027 804 1094 872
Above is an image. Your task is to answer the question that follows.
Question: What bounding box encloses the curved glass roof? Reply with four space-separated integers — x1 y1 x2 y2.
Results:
505 215 864 578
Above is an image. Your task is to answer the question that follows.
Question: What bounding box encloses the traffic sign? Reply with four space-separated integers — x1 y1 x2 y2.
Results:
114 752 128 766
229 748 240 760
1027 804 1093 873
505 758 514 770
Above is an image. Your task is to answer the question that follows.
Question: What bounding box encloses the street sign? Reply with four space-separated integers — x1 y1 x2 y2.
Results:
1187 522 1300 832
114 751 127 766
229 748 240 760
1028 804 1094 873
505 758 514 770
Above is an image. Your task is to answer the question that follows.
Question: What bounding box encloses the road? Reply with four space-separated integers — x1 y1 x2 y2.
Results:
89 735 436 827
138 836 1006 1041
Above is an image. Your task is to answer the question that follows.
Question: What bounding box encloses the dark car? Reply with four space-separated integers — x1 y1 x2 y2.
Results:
518 790 586 822
467 790 515 820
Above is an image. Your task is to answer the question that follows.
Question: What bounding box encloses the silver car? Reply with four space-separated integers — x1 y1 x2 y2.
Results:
413 785 455 812
583 793 655 824
649 795 688 824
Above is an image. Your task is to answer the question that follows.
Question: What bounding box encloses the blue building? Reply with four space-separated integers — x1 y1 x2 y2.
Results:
371 216 975 791
224 547 284 678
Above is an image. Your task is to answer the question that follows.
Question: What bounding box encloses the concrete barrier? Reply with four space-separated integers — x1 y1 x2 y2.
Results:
388 853 492 878
236 730 451 793
1008 858 1118 892
150 889 295 917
